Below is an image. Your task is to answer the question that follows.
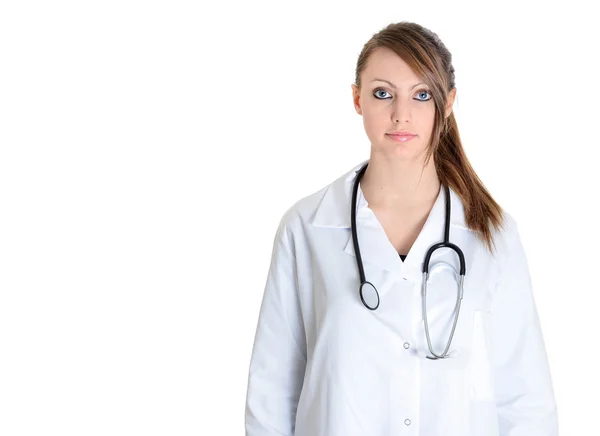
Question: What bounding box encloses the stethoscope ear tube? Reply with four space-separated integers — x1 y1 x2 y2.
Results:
422 269 465 359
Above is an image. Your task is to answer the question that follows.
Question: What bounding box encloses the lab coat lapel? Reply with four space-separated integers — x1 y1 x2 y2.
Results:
341 180 402 275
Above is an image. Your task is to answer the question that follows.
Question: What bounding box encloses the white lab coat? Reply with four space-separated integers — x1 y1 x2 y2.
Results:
245 159 558 436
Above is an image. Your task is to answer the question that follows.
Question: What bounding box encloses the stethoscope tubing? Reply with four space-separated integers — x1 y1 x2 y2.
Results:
351 161 467 359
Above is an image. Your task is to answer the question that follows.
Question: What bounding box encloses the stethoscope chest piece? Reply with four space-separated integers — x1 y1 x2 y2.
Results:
359 281 379 310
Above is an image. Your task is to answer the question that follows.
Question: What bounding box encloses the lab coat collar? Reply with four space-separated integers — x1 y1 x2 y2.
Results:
310 159 470 282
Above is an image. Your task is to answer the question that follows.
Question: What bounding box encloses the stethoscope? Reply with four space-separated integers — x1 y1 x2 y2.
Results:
351 162 467 359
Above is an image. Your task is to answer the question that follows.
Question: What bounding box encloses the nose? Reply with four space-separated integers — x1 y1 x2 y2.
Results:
391 97 412 123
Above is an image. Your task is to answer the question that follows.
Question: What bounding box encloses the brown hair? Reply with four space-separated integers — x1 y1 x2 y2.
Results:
354 21 506 255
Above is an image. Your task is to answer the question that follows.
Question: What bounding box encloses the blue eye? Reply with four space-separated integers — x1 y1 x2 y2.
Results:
416 90 432 101
373 88 432 101
373 89 392 99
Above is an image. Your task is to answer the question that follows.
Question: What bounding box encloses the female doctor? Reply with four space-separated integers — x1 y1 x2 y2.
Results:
245 21 558 436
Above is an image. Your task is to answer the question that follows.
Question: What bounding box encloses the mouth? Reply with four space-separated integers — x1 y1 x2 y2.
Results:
386 133 417 142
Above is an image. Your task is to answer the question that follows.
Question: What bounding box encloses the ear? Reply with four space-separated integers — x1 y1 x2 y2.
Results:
351 84 362 115
445 88 457 118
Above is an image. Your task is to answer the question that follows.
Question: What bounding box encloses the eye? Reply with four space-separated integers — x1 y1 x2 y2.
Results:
372 88 433 101
415 89 433 101
373 88 392 99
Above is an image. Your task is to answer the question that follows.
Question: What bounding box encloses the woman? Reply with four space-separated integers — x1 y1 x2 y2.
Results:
245 21 558 436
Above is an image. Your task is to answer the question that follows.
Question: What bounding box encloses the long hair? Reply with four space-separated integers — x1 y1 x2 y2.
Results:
354 21 505 255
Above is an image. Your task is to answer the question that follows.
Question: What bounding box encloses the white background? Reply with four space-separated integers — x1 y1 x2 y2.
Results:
1 1 598 434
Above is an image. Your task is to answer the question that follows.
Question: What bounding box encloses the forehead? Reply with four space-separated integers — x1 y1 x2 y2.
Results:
363 47 422 83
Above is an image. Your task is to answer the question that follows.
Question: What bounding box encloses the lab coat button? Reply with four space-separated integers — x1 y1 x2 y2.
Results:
403 342 410 349
404 418 411 426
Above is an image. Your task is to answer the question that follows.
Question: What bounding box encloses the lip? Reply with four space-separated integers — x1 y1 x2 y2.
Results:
386 133 417 142
387 131 416 137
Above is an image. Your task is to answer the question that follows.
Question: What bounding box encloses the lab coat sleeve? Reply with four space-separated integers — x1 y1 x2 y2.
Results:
490 220 558 435
245 219 307 436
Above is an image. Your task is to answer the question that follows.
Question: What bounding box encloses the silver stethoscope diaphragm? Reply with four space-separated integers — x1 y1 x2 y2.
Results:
359 281 379 310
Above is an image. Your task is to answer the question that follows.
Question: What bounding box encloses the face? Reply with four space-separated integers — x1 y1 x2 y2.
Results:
352 47 456 161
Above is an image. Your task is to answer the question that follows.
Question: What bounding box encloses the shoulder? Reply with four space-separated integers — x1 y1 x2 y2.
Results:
277 161 360 231
276 183 330 238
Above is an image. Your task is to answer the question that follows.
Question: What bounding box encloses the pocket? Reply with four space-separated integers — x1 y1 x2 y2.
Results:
468 310 495 401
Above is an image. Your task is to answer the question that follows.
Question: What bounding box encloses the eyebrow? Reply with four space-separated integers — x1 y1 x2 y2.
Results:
370 79 428 89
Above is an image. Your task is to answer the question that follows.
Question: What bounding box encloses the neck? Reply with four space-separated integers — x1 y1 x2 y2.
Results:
360 151 441 210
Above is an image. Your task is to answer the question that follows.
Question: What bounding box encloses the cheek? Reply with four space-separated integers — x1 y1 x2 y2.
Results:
361 106 387 130
362 112 378 129
411 107 436 137
413 104 435 120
